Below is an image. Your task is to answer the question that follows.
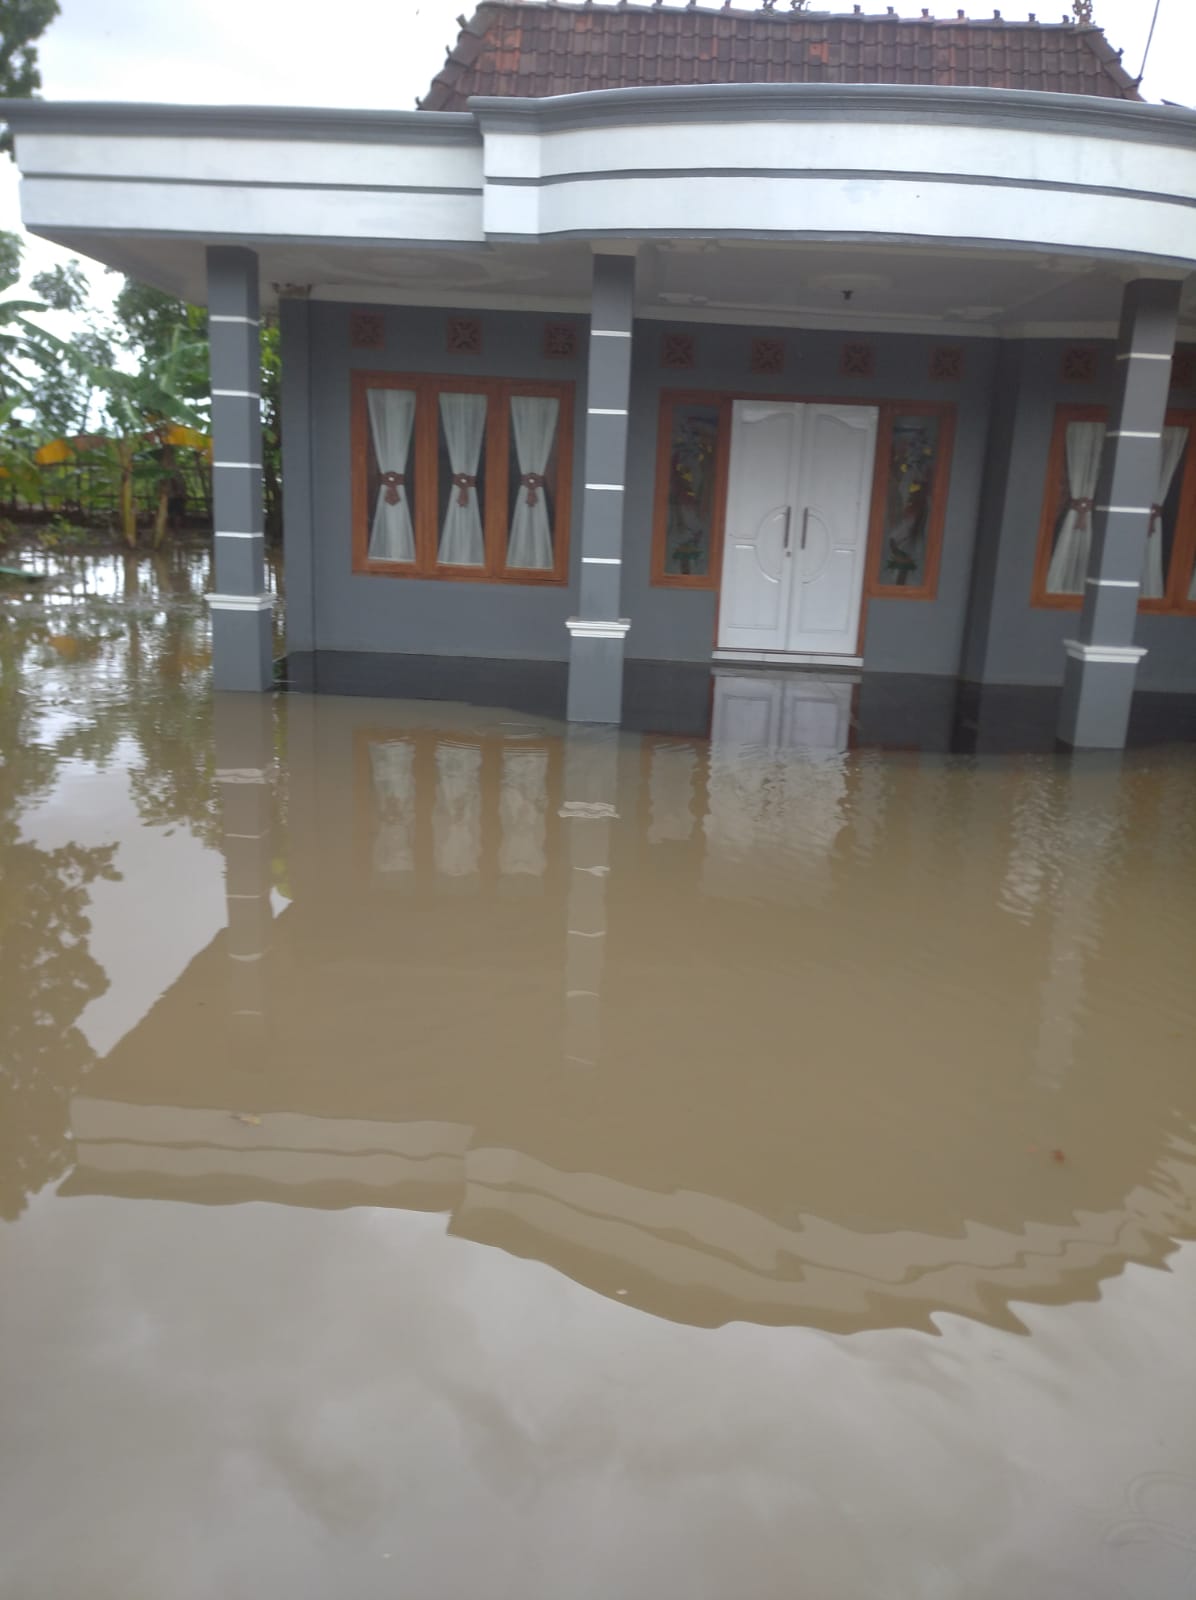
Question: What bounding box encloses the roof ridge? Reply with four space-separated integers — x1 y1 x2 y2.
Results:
447 0 1103 23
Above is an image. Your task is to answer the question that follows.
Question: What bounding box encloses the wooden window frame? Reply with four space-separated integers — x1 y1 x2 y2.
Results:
650 389 955 599
1030 403 1196 614
351 370 574 586
649 388 733 591
864 401 957 602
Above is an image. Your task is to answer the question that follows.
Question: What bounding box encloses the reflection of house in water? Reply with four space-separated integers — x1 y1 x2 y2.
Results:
61 685 1196 1334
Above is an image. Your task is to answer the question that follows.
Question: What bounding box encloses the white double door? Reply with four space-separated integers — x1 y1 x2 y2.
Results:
717 400 878 658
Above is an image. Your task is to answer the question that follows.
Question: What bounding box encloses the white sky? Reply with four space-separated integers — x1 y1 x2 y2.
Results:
0 0 1191 300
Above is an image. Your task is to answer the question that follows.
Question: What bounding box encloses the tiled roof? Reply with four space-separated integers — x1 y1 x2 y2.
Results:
419 2 1141 109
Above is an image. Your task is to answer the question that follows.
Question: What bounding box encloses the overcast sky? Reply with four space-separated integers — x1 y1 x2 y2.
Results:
1 0 1191 297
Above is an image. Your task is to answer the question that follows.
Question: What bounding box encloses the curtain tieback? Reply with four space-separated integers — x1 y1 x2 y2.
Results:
521 472 546 507
452 472 478 507
1068 496 1095 530
1148 502 1164 533
381 471 405 506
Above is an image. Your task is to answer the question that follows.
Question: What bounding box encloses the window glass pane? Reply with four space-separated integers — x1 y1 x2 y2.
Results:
437 392 488 567
506 394 560 570
1044 419 1105 595
876 413 941 588
365 388 417 563
664 403 720 578
1142 424 1189 600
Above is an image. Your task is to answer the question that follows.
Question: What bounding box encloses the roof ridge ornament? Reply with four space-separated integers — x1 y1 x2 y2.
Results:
1072 0 1094 21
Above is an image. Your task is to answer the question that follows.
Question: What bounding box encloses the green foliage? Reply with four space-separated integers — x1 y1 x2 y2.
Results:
0 228 62 404
0 0 61 156
29 256 87 313
114 279 208 387
23 323 112 436
0 228 20 290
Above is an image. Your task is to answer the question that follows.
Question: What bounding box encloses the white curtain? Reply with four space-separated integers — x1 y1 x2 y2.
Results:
433 742 482 879
1046 420 1105 595
367 389 416 562
507 396 559 570
499 747 549 877
438 393 486 566
1141 425 1188 599
369 740 416 875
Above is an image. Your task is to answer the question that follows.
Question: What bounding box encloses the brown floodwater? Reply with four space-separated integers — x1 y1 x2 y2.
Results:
1 549 1195 1598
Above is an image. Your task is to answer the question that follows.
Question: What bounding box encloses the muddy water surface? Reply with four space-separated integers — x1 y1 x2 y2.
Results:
2 552 1195 1598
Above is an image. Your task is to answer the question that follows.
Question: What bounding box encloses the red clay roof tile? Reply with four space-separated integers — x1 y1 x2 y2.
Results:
420 2 1141 108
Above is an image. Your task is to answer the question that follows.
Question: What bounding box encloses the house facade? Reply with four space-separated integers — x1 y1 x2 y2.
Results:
4 2 1196 747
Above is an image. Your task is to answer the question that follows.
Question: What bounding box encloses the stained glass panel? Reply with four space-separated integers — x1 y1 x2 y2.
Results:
875 413 942 589
663 402 720 579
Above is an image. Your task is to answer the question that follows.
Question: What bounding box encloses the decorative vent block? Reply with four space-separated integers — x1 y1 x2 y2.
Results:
350 311 385 351
543 322 578 360
660 333 696 370
750 338 785 376
1061 346 1098 383
446 317 483 355
930 346 964 382
840 342 875 379
1171 347 1196 391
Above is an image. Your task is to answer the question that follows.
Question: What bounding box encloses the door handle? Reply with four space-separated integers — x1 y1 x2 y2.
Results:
782 505 793 555
800 508 810 552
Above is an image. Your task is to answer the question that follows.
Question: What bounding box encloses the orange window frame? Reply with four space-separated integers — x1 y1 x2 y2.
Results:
649 390 956 601
1031 403 1196 614
351 370 574 585
864 401 957 602
649 389 733 590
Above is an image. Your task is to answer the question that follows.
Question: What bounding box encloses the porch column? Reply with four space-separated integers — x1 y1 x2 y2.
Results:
207 246 273 692
567 251 635 723
1057 277 1181 749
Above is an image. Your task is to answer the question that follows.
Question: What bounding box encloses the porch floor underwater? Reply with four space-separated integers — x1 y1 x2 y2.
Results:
280 653 1196 753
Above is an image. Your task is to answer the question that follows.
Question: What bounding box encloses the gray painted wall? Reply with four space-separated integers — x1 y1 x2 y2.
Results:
295 301 589 661
284 301 1196 686
622 322 997 674
969 338 1196 692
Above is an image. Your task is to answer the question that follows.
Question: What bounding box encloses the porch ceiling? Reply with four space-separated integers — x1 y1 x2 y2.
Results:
66 231 1196 342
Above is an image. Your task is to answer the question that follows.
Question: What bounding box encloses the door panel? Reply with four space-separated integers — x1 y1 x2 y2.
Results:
717 403 801 650
788 405 878 655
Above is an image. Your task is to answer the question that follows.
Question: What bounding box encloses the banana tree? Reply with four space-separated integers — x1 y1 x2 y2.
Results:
0 399 43 509
93 330 209 547
0 230 64 406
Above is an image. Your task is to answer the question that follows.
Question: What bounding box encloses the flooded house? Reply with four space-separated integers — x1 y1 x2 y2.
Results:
3 1 1195 752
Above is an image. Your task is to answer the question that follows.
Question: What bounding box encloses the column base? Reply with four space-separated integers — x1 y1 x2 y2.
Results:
209 595 274 692
1057 640 1146 749
566 618 630 724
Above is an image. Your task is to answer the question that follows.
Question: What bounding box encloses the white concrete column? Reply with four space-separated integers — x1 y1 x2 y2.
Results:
1058 277 1182 749
567 251 636 723
207 246 273 692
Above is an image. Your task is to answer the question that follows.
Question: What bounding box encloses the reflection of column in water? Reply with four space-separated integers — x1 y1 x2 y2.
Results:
433 741 482 882
647 742 696 843
213 695 276 1073
561 729 620 1068
369 739 416 876
499 746 549 879
1030 758 1125 1098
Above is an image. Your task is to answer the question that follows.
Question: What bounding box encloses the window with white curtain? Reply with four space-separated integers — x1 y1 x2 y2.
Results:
353 372 573 584
1034 405 1196 613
